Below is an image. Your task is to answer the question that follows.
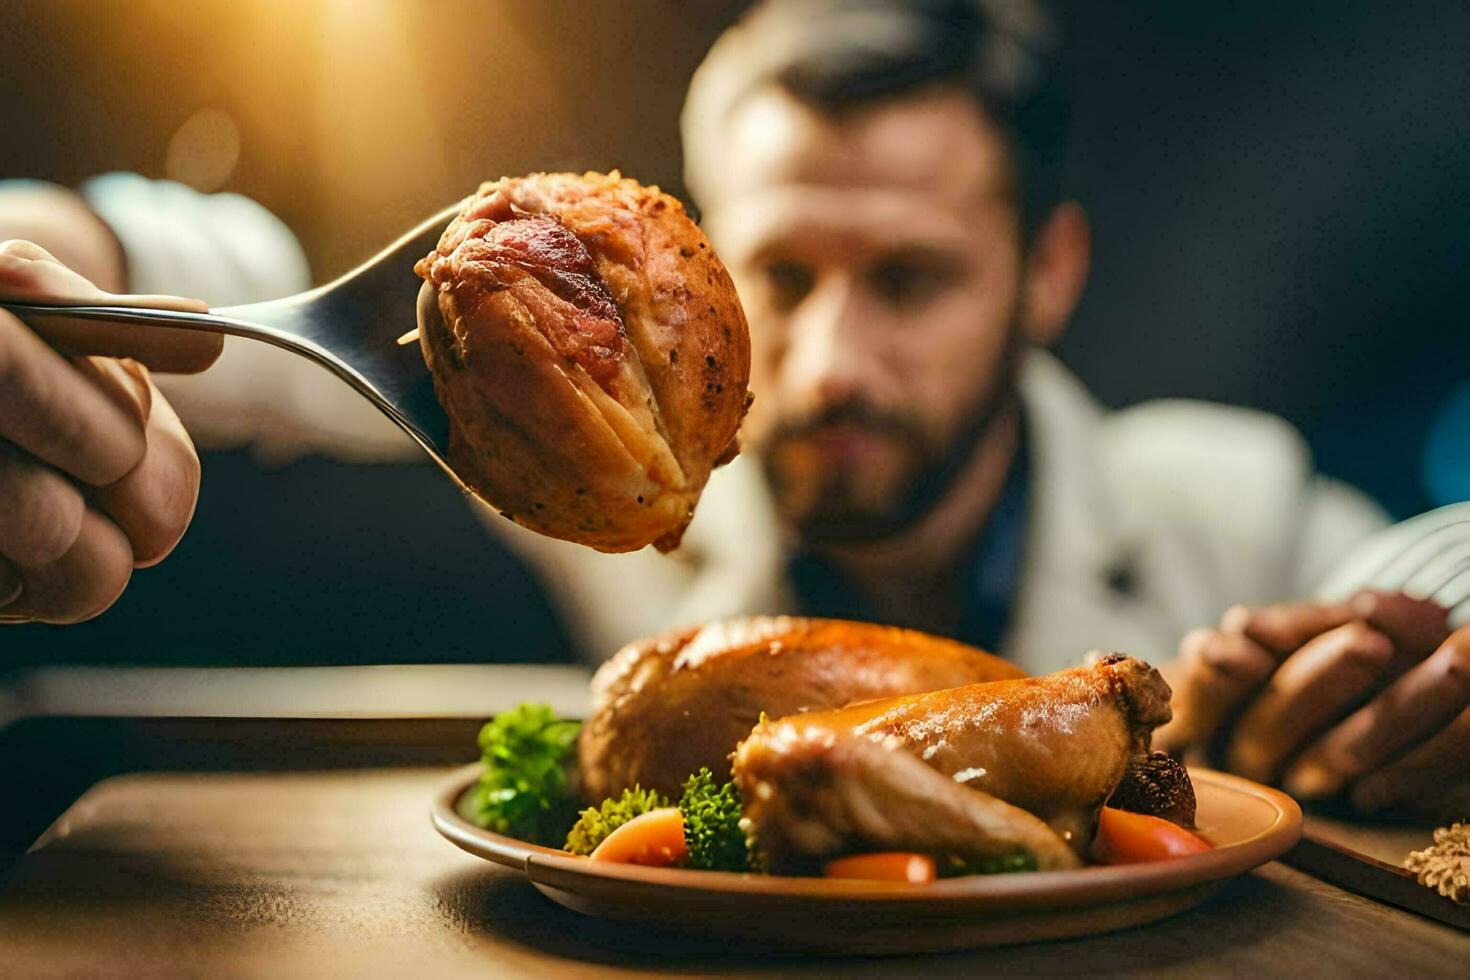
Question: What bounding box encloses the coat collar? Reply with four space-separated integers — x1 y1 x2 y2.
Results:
1017 349 1139 590
1002 349 1157 673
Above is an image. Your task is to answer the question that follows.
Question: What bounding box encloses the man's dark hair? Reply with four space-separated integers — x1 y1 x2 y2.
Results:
684 0 1072 239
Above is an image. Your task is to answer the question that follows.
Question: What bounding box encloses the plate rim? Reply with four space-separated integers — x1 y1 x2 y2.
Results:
430 762 1302 906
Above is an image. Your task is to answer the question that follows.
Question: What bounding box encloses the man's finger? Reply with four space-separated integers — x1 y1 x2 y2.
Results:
0 239 219 374
3 507 134 624
1219 600 1357 658
1154 627 1277 754
1284 625 1470 799
1343 589 1451 666
90 378 202 566
0 441 86 567
29 314 224 374
71 354 152 427
0 311 148 485
1222 592 1449 661
0 239 104 297
1351 707 1470 820
1227 621 1394 783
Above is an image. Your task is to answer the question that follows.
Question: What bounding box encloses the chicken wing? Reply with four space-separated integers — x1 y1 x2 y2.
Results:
733 655 1172 870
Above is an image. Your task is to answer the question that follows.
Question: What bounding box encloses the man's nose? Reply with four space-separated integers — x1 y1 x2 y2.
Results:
783 278 877 407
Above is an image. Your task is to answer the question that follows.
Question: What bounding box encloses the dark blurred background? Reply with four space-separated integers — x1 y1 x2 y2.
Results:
2 0 1466 669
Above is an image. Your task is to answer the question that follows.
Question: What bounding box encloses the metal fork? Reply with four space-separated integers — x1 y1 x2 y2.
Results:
2 201 464 486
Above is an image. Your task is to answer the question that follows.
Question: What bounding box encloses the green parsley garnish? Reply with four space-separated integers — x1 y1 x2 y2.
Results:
467 703 581 845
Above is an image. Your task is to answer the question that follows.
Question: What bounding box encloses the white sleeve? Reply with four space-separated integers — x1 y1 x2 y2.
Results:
79 173 417 464
79 172 310 305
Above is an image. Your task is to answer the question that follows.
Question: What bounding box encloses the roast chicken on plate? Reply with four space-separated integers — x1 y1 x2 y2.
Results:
579 616 1025 800
576 616 1190 873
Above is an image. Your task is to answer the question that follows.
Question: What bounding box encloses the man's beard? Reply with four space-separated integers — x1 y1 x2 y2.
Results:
760 334 1023 546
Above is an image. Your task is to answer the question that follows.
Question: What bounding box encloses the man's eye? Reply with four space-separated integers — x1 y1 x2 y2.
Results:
762 260 814 311
869 259 952 311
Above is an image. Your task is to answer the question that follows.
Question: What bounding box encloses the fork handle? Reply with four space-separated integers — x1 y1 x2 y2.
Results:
2 296 227 373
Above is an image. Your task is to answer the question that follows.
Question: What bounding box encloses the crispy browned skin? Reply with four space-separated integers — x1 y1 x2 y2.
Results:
578 617 1026 800
414 171 751 553
733 656 1173 870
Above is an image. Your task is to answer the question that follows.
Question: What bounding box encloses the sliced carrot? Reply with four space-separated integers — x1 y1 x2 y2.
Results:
589 807 688 866
1092 806 1212 865
824 852 937 883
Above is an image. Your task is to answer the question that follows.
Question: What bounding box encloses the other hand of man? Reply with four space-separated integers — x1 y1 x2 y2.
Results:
1155 589 1469 819
0 240 214 623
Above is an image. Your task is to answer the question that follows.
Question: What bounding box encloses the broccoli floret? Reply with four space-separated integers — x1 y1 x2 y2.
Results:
467 703 581 845
939 851 1039 877
564 785 669 856
679 767 751 872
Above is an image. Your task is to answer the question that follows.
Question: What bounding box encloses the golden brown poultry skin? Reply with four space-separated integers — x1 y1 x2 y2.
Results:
415 171 751 553
578 616 1025 800
733 655 1172 870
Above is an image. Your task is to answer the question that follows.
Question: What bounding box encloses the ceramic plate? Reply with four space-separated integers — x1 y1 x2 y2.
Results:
431 764 1301 953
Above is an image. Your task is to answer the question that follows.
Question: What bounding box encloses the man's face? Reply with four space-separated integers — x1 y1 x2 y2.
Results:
703 87 1028 540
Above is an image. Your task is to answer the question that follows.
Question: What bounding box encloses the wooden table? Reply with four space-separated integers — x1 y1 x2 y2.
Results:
1 667 1466 977
4 773 1466 977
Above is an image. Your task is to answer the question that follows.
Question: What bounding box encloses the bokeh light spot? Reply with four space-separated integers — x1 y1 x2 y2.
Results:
164 107 241 192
